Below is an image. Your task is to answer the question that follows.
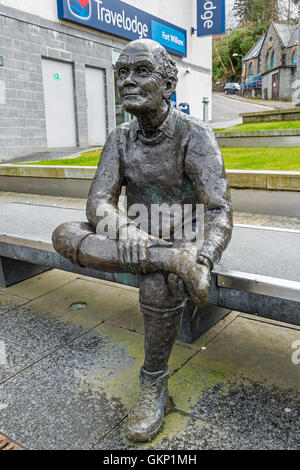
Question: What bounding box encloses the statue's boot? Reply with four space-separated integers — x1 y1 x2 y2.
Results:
52 222 210 307
126 303 184 442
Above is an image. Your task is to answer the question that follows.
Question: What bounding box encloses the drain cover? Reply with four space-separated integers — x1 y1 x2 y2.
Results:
69 301 87 310
0 433 23 450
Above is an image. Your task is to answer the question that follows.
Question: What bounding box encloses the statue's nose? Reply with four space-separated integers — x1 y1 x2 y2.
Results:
123 71 136 85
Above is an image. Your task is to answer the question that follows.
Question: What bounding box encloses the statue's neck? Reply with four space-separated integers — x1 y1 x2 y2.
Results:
134 102 169 138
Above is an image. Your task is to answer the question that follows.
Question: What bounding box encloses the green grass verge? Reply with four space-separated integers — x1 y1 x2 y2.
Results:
17 147 300 171
222 147 300 171
21 149 101 166
215 120 300 132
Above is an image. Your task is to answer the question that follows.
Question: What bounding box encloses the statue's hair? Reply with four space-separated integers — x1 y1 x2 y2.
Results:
152 47 178 86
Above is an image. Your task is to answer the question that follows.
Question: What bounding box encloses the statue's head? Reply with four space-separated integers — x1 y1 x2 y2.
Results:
116 39 178 115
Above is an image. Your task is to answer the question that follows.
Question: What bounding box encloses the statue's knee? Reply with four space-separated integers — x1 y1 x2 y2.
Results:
52 222 94 263
139 272 179 309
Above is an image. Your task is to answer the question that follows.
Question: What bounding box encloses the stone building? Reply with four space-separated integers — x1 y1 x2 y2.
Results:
0 0 212 161
243 22 298 101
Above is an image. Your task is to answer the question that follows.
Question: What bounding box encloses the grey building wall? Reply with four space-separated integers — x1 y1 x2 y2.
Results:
262 67 296 101
279 66 297 100
0 4 122 161
262 72 272 100
259 24 282 74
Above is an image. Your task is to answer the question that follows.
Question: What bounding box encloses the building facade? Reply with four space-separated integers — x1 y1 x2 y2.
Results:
0 0 212 161
243 22 298 101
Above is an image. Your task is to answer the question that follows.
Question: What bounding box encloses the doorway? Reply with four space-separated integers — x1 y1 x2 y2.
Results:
272 73 279 100
42 58 77 148
85 67 106 146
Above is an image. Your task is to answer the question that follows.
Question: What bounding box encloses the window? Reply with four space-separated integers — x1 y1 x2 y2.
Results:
271 50 275 69
266 48 274 71
266 51 270 71
292 50 298 66
249 62 254 76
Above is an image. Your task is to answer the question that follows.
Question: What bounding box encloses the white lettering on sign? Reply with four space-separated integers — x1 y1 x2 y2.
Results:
94 0 149 39
162 31 183 47
201 0 217 29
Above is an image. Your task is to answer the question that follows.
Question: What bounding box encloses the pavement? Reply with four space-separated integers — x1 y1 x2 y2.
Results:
0 191 300 450
2 147 101 164
218 93 297 110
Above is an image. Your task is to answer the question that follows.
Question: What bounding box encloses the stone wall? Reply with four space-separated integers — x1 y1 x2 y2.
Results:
0 4 117 160
279 66 297 101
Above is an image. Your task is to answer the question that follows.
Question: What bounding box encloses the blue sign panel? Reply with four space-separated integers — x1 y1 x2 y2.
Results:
151 21 186 56
197 0 225 37
170 93 177 109
57 0 187 57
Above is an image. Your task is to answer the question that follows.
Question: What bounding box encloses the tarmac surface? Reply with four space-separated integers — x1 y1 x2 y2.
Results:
211 93 296 129
0 192 300 450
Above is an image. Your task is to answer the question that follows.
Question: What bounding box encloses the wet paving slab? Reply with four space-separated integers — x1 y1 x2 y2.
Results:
95 316 300 450
0 319 195 450
0 271 300 450
0 290 30 314
167 316 300 450
0 279 141 383
93 409 284 451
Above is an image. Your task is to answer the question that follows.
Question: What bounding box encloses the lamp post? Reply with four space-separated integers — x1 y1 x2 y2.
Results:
293 0 300 106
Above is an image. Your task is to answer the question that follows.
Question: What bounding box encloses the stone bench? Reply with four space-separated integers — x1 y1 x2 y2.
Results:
1 202 300 342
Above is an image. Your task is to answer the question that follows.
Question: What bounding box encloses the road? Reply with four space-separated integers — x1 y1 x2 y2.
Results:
211 92 271 128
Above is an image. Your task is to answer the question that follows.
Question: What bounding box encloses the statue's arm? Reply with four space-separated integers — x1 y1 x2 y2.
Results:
185 122 233 270
86 128 128 230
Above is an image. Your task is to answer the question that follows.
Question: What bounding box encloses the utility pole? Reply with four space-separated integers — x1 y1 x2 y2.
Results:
293 0 300 106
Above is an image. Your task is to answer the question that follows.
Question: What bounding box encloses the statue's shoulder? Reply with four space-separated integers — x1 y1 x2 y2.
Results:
174 109 213 140
113 119 139 142
174 110 218 152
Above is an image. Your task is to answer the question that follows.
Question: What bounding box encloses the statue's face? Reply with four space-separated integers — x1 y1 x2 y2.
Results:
116 43 166 114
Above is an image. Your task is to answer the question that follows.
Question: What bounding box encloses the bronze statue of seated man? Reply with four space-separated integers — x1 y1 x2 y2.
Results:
52 39 232 442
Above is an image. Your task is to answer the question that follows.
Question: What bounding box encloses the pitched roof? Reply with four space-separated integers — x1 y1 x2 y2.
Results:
243 34 265 61
273 23 298 47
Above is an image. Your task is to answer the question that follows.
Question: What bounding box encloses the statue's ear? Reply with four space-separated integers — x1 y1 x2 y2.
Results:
164 77 177 100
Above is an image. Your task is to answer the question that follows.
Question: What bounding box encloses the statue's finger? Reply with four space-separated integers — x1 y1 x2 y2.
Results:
118 241 125 265
178 278 187 296
131 241 139 267
124 240 131 265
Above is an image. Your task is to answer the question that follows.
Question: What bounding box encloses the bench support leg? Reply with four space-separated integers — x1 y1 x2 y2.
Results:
0 256 50 287
178 299 231 343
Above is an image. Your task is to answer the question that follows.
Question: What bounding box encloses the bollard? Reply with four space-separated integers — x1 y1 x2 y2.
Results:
202 97 209 123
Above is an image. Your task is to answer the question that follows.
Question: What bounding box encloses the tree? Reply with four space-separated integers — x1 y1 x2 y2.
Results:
278 0 298 23
234 0 279 25
212 23 268 83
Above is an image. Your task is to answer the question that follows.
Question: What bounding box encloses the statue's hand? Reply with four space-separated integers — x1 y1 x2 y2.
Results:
118 224 151 274
197 254 213 271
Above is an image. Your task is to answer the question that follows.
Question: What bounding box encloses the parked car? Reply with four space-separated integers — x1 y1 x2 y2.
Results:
224 83 241 95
